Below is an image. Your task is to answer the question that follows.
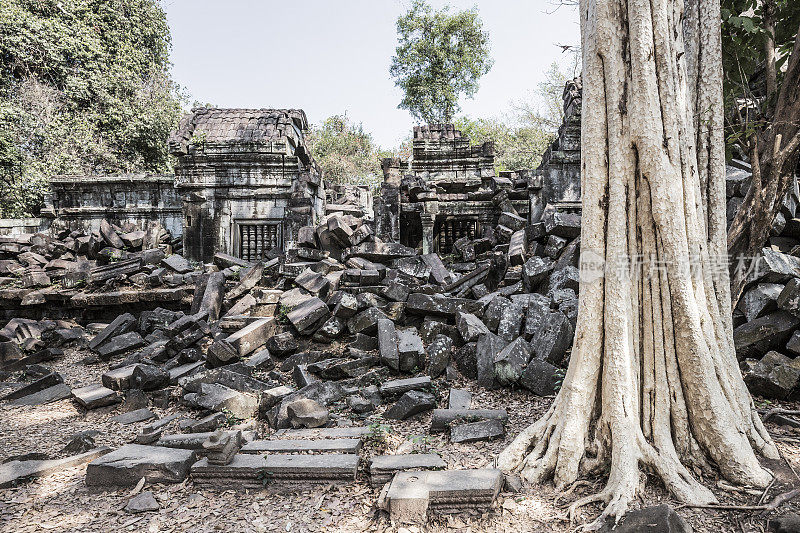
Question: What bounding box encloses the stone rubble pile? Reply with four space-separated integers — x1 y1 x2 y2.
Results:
0 219 195 312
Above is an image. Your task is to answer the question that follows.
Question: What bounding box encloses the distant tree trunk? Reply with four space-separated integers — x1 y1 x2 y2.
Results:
499 0 778 527
728 22 800 301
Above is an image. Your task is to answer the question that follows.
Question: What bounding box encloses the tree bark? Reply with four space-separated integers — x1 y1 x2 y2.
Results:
728 23 800 302
499 0 778 527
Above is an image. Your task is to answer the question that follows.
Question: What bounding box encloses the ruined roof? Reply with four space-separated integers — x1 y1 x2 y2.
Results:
169 108 309 155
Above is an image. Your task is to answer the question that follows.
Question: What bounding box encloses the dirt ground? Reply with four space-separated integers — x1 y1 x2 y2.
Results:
2 347 800 533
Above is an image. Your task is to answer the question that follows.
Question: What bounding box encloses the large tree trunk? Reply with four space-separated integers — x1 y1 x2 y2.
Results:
727 23 800 302
499 0 778 527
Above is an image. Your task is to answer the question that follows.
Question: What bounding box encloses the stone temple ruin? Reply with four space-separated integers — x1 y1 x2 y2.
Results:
0 81 630 526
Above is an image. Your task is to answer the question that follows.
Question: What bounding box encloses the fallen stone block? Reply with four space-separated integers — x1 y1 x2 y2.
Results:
226 318 275 357
380 376 432 396
89 313 136 351
448 389 472 410
450 419 505 443
397 327 425 373
370 453 446 488
0 447 111 489
161 254 193 274
520 358 561 396
286 398 329 428
110 408 156 425
347 307 388 336
272 426 370 439
72 384 119 409
125 491 159 514
287 297 330 335
406 293 483 318
191 453 359 487
1 372 63 401
531 312 574 367
456 312 489 343
494 337 533 385
385 390 436 420
429 409 508 433
378 318 400 371
85 444 196 486
97 332 146 359
734 311 799 360
8 383 72 406
266 332 298 357
597 504 691 533
427 335 453 379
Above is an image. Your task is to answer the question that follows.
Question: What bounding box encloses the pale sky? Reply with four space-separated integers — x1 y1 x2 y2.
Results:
162 0 580 149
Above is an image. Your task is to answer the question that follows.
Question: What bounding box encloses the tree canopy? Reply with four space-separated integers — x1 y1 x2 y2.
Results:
389 0 493 124
0 0 183 217
306 114 383 189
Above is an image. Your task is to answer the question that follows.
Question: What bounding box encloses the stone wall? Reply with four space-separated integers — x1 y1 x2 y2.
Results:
44 174 183 236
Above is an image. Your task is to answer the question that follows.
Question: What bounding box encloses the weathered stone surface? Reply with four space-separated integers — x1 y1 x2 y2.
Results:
347 307 388 335
377 318 399 371
734 311 800 360
397 327 425 373
430 409 508 433
72 384 119 409
522 256 554 292
597 505 691 533
286 398 329 428
456 312 489 343
0 447 110 489
1 372 63 401
496 302 524 342
198 271 226 321
406 293 483 318
476 332 505 389
427 335 453 379
380 376 432 396
125 491 159 513
454 342 478 379
110 408 156 425
450 419 505 443
89 313 136 351
8 383 72 406
131 364 169 391
530 312 574 366
369 453 446 487
448 389 472 410
295 268 330 298
86 444 196 486
744 351 800 399
192 383 259 419
385 390 436 420
738 282 783 321
287 297 330 335
97 332 146 359
102 364 139 391
226 317 275 356
242 438 362 454
494 337 533 385
384 469 503 523
543 208 581 239
520 358 561 396
778 278 800 316
266 332 298 357
161 254 193 274
524 294 551 336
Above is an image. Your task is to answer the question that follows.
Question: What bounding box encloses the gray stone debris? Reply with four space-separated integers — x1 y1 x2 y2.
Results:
110 408 156 425
385 390 436 420
0 447 110 488
72 384 119 409
125 491 160 514
450 419 505 443
242 438 362 455
85 444 196 486
447 388 472 410
429 409 508 433
286 398 329 428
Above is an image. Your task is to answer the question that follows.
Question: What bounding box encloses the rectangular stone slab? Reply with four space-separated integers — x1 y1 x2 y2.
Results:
85 444 196 486
191 454 267 488
272 427 370 439
226 318 276 356
262 454 359 481
429 409 508 433
9 383 71 406
241 438 362 454
72 384 119 409
0 447 110 488
450 419 505 443
370 453 446 487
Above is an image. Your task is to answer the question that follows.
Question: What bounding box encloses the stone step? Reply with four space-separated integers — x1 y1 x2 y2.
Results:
272 426 370 440
191 453 360 488
381 469 503 524
241 438 362 454
369 453 446 488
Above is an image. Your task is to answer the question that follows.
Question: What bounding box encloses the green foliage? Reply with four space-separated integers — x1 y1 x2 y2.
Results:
721 0 800 155
305 114 382 188
455 116 553 173
389 0 493 123
0 0 183 217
